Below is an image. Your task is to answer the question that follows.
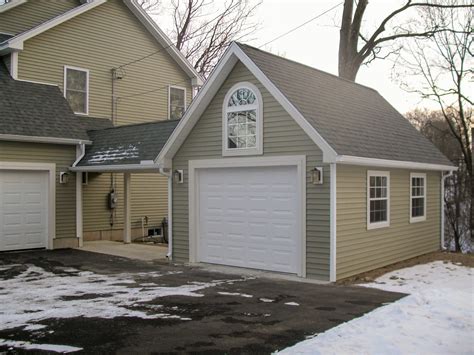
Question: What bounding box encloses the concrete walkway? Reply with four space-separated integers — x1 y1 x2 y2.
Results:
78 240 168 261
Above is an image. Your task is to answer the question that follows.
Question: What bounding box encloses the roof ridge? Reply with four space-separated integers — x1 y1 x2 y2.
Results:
88 119 179 132
236 42 379 93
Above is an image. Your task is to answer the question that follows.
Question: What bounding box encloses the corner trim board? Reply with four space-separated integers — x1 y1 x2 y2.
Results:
329 163 337 282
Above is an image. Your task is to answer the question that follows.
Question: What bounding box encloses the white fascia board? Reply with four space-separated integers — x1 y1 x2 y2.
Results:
0 134 92 145
0 0 106 55
157 42 338 165
70 163 163 173
122 0 203 85
336 155 458 171
0 0 27 14
156 45 239 166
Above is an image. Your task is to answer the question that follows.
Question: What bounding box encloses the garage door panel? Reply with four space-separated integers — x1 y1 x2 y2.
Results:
198 165 300 274
0 171 48 251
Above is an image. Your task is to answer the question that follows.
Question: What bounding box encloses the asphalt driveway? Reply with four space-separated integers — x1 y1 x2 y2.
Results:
0 249 405 354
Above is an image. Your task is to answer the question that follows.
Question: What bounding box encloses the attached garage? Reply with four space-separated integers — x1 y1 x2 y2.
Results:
0 163 55 252
188 157 306 276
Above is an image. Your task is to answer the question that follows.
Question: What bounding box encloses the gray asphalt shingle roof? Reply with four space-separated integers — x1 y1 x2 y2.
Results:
0 62 90 141
77 120 180 166
238 43 453 166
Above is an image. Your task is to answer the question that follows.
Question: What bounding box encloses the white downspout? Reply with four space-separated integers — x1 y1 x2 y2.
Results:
441 170 453 250
159 167 173 261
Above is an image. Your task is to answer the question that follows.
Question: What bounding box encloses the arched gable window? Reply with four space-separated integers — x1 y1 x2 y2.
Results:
222 82 263 156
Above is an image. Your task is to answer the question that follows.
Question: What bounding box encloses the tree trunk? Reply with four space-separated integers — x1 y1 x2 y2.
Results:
338 62 359 81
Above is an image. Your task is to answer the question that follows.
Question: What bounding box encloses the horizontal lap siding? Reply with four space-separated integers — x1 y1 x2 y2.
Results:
336 165 441 279
14 0 193 234
17 0 193 123
0 0 78 35
172 61 331 280
83 173 168 233
0 142 76 239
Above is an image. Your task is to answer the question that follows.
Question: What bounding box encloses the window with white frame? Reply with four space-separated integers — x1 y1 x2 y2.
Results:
64 66 89 115
223 82 262 156
367 171 390 229
169 86 186 120
410 173 426 222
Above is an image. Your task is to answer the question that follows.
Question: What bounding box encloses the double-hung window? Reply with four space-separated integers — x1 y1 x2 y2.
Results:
367 171 390 229
410 173 426 222
169 86 186 120
222 82 263 156
64 66 89 115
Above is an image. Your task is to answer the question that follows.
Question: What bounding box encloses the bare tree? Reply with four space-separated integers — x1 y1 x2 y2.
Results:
136 0 161 15
399 3 472 251
338 0 473 81
139 0 260 77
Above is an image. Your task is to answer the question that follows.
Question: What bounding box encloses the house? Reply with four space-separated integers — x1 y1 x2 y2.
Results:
0 0 201 251
155 42 456 281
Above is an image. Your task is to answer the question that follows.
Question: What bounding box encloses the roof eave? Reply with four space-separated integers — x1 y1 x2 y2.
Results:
0 134 92 145
70 162 164 173
335 155 457 171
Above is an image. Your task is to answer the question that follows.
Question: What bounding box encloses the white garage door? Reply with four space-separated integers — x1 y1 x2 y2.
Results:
0 170 49 251
198 165 301 274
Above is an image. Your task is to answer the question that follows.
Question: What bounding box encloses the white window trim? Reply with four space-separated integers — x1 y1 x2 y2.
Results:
222 82 263 157
63 65 89 116
367 170 390 230
168 85 187 120
410 172 427 223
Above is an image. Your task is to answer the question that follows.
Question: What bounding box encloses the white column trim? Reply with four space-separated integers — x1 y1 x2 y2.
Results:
329 163 337 282
123 173 131 244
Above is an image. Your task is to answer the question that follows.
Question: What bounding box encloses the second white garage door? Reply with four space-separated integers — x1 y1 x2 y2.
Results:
0 170 49 252
198 165 301 274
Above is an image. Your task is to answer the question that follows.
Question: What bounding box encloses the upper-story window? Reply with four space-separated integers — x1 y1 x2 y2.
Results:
64 66 89 115
367 170 390 230
222 82 263 156
410 173 426 223
169 86 186 120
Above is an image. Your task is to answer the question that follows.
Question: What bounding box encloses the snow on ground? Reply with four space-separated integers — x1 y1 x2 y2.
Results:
0 339 82 353
0 264 251 333
279 261 473 355
217 291 253 298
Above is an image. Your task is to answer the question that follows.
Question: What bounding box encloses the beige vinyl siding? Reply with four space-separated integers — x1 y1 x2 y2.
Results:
0 141 77 240
172 61 331 280
16 0 193 124
0 0 78 35
336 165 441 280
83 173 168 234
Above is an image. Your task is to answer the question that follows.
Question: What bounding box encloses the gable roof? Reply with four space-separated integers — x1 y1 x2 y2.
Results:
158 42 455 171
0 0 202 83
0 62 91 143
72 119 179 171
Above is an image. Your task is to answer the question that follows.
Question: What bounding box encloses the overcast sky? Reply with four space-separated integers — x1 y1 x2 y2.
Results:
248 0 431 114
155 0 439 114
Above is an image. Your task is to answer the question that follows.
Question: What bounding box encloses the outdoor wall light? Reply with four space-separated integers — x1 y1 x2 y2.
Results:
310 167 323 185
174 169 184 184
59 171 69 184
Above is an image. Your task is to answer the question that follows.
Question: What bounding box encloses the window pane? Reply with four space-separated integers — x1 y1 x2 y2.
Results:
370 199 387 223
246 135 256 148
170 87 185 120
66 90 86 114
228 88 256 107
412 197 425 217
66 69 87 91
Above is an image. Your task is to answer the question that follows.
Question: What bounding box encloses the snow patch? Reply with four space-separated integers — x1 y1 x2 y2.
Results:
0 264 250 332
284 302 299 306
0 339 82 353
259 298 274 303
218 291 253 298
279 261 473 355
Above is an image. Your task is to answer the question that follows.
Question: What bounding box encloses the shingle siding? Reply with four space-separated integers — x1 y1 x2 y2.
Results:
172 61 331 280
336 165 441 280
